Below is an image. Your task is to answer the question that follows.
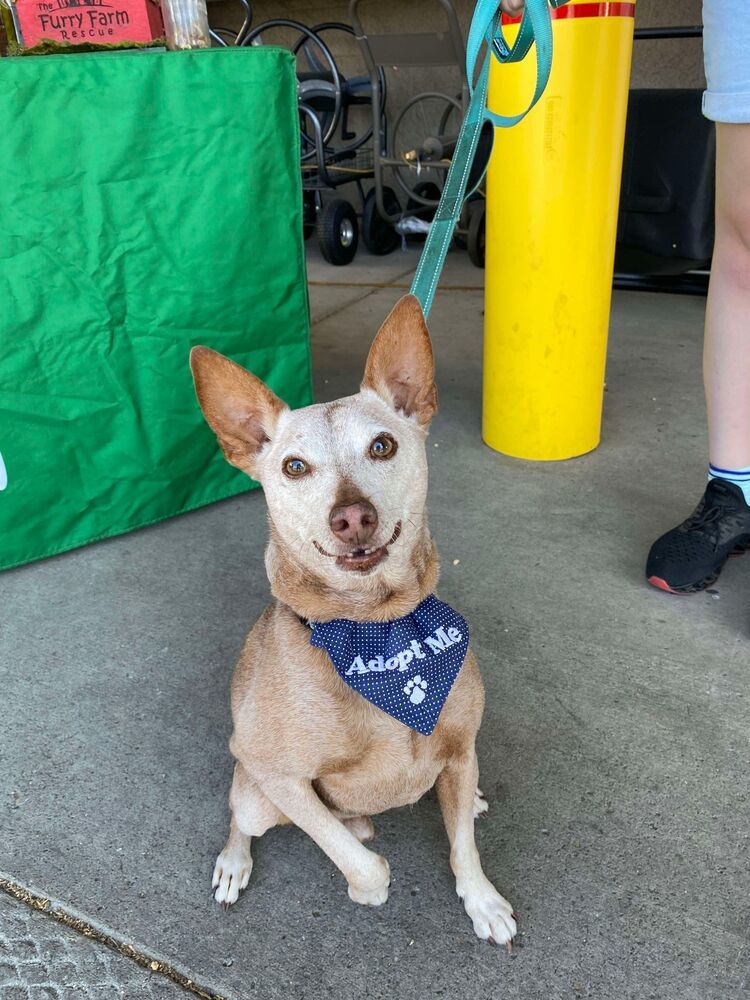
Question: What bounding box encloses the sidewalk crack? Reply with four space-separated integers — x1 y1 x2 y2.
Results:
0 876 227 1000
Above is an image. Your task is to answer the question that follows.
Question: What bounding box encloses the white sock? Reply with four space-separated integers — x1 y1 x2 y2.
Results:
708 463 750 504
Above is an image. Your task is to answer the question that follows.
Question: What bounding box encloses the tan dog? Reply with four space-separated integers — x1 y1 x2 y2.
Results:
190 295 516 946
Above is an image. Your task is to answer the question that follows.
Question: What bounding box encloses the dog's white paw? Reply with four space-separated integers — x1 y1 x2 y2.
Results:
473 787 489 819
344 816 375 842
348 881 389 906
460 880 517 946
347 856 390 906
212 846 253 907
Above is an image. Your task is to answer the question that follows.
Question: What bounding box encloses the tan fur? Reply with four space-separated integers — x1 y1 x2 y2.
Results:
197 296 517 943
228 601 484 812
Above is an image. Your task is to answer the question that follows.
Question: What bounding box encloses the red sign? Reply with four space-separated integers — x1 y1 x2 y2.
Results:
16 0 163 48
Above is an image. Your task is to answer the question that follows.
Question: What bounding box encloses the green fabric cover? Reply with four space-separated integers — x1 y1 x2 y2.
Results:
0 48 312 571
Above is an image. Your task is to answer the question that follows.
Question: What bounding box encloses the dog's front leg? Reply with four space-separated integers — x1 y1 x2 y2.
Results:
260 776 390 905
436 749 517 946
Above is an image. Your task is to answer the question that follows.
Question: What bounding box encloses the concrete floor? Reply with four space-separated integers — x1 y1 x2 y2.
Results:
0 890 186 999
2 245 749 1000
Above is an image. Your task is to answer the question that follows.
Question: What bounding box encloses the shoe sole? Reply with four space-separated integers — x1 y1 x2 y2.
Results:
647 572 719 595
647 541 750 595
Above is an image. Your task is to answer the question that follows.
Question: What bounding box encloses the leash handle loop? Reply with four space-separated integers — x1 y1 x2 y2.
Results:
410 0 564 317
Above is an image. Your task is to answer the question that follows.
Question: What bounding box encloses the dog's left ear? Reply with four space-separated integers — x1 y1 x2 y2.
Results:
361 294 438 426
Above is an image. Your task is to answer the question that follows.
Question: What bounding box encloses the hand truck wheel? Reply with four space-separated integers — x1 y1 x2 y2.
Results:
361 187 400 256
407 181 442 220
318 199 359 265
303 192 317 241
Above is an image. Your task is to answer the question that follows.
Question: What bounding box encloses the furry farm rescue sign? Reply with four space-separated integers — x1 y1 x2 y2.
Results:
15 0 163 47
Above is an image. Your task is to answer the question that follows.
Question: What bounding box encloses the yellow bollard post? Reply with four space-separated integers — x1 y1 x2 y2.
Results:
483 1 637 460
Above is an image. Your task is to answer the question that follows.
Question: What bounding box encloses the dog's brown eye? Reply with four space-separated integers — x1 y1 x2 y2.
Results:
370 434 397 460
284 457 309 478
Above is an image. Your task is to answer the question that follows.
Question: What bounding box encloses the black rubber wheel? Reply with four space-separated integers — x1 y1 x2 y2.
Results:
406 181 441 220
361 187 400 256
318 199 358 265
302 191 316 241
243 19 343 160
467 202 486 269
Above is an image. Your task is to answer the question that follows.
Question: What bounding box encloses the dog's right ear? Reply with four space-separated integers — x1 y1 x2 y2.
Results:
190 347 287 477
361 294 437 427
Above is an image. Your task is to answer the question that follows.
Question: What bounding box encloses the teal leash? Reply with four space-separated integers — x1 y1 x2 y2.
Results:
410 0 566 317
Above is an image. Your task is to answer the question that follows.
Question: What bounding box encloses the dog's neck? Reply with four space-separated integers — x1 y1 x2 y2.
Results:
265 522 439 623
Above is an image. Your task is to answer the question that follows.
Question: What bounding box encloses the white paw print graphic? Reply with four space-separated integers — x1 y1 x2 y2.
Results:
404 675 428 705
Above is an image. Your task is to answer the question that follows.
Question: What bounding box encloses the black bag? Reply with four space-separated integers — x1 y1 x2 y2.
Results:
617 89 715 265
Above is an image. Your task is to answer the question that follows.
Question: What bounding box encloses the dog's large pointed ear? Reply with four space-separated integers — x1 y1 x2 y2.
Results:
190 347 287 477
361 294 438 426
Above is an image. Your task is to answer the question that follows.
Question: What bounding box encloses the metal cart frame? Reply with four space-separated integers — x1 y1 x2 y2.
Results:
349 0 473 227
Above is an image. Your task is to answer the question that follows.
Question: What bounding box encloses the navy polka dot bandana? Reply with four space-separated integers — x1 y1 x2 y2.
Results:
308 595 469 736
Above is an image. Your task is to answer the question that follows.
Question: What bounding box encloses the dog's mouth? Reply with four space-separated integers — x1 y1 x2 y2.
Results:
313 521 402 573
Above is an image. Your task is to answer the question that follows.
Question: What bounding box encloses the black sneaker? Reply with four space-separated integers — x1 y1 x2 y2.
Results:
646 479 750 594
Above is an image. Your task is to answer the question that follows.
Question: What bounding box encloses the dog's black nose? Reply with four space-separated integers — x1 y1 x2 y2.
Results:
329 500 378 546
